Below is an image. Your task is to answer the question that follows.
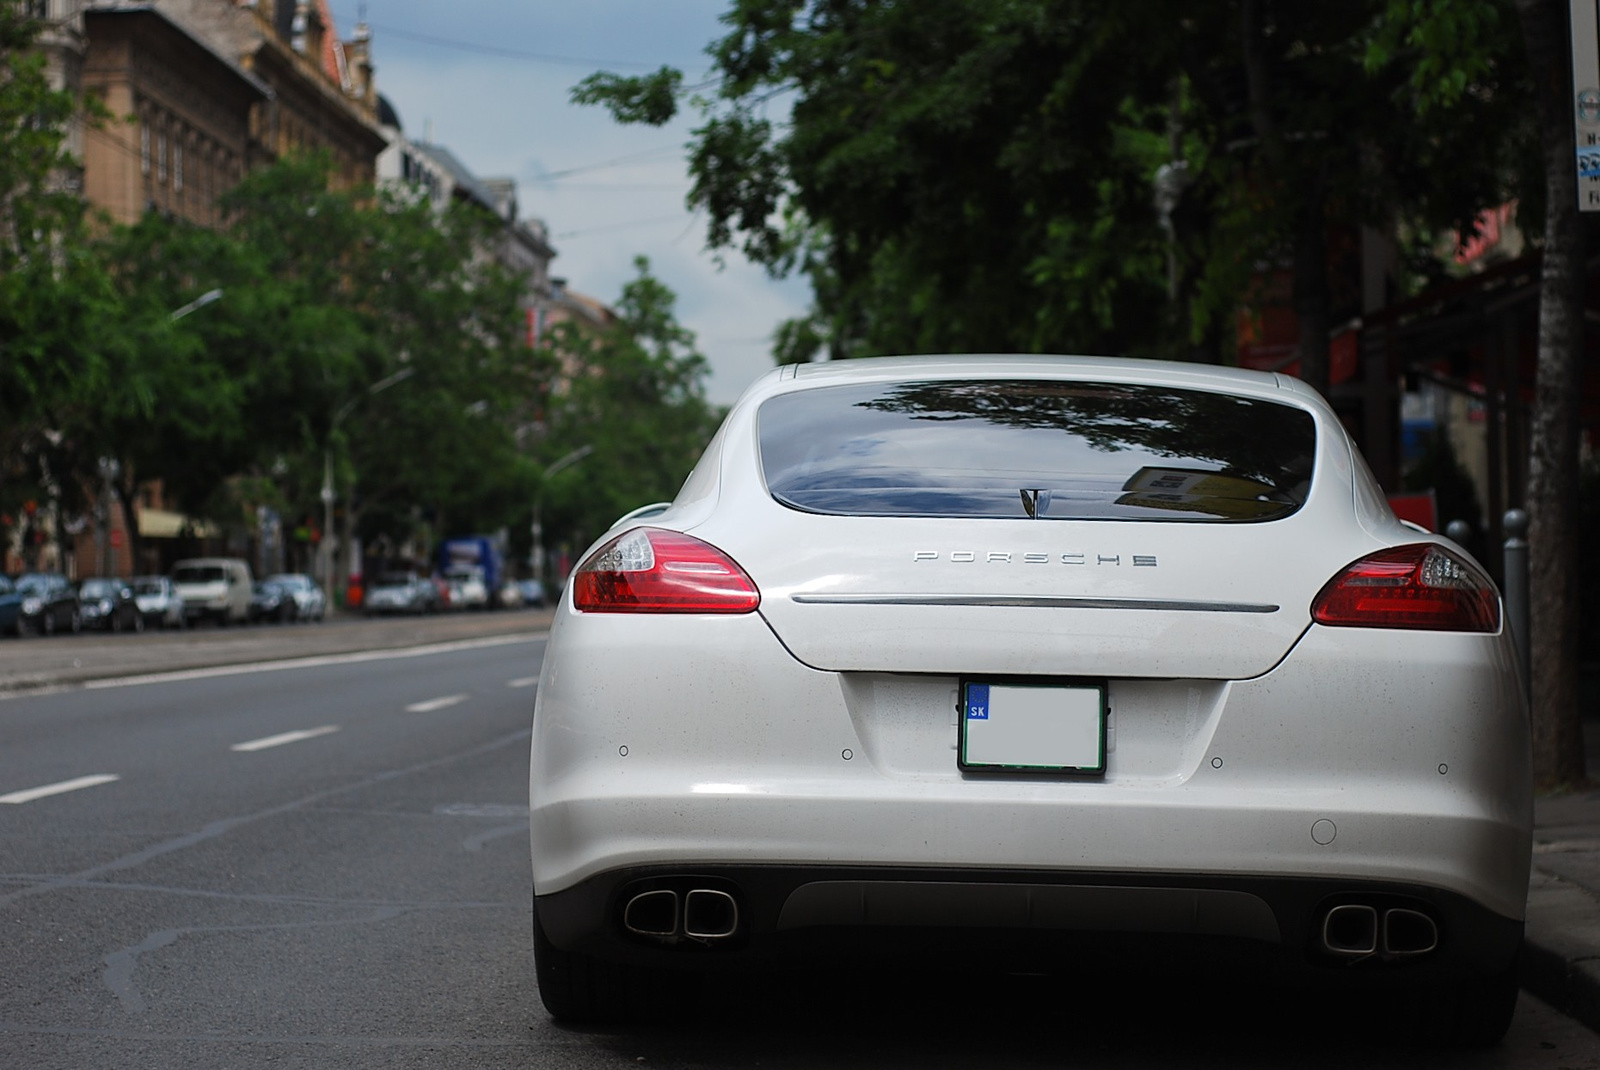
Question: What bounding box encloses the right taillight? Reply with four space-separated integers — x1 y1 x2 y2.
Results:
1311 543 1499 632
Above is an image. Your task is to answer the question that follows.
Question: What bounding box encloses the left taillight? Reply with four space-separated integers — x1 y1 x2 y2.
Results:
571 527 760 614
1311 543 1499 632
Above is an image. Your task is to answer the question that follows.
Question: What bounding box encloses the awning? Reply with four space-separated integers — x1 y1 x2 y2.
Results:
136 507 220 539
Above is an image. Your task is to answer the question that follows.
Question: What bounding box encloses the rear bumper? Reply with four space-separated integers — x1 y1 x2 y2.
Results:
536 864 1523 982
531 611 1532 956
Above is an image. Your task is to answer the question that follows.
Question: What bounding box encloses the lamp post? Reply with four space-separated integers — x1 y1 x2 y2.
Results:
169 288 223 322
322 367 416 608
531 445 592 590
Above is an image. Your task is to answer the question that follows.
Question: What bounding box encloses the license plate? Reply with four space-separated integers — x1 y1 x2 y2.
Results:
959 681 1106 774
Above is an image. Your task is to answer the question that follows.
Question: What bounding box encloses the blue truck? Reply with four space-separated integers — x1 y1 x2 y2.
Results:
435 535 506 609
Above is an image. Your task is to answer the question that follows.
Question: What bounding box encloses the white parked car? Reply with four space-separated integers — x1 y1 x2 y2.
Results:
442 565 489 610
170 557 252 626
131 576 186 629
266 573 326 622
529 355 1531 1043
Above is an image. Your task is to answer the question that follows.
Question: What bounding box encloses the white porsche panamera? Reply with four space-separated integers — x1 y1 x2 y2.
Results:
529 355 1531 1043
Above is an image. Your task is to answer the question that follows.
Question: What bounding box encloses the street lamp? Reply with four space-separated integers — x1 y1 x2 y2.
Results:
169 288 223 322
322 367 416 608
531 445 593 590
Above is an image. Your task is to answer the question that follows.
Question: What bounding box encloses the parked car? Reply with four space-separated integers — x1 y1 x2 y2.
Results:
529 355 1532 1045
0 576 22 636
5 572 81 637
266 573 325 622
76 577 144 633
249 580 297 623
170 557 253 626
441 565 489 610
131 575 186 630
363 572 439 616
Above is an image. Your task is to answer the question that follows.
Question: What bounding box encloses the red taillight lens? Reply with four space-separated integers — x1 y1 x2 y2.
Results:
572 527 760 614
1311 544 1499 632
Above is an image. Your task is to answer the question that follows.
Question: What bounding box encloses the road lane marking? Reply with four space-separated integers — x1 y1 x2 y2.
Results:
405 694 468 713
0 774 120 805
231 726 340 752
506 676 538 688
73 633 544 692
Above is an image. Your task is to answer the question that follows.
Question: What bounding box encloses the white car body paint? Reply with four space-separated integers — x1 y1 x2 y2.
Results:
529 355 1532 1026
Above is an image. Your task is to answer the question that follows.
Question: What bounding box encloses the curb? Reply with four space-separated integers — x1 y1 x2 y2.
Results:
1522 870 1600 1033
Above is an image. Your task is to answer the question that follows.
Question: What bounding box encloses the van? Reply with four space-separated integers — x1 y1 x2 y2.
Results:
170 557 253 626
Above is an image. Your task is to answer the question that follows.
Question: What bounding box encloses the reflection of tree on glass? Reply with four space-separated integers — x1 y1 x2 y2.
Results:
760 380 1316 522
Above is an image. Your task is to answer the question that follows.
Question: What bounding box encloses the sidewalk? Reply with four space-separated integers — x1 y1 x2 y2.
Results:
1523 712 1600 1031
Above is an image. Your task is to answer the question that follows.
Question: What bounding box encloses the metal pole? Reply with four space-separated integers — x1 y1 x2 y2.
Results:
1502 508 1530 700
321 448 335 609
532 445 593 591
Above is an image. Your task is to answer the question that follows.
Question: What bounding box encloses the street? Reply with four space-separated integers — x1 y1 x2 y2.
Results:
0 625 1597 1068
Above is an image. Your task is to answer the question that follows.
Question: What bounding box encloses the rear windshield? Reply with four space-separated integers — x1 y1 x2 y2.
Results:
172 566 226 583
375 574 416 587
133 579 164 594
80 580 117 597
758 379 1316 522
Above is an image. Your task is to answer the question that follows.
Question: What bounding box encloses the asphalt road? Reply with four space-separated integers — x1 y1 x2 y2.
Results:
2 623 1599 1068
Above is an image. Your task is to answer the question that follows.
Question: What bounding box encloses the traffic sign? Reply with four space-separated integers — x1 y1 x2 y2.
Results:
1574 0 1600 210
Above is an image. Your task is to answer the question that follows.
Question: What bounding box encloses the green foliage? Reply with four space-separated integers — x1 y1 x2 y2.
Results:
0 0 112 537
574 0 1536 382
536 257 722 552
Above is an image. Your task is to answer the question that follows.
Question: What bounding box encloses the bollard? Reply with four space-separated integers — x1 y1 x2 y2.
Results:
1502 509 1530 700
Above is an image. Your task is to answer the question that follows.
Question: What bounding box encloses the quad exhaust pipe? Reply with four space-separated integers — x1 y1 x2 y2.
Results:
622 885 741 944
1319 903 1438 959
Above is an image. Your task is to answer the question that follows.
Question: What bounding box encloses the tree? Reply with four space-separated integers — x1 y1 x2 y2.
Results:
88 154 542 577
0 0 113 561
1510 0 1590 787
536 257 722 554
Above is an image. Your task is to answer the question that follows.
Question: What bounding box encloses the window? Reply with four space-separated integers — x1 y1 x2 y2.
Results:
157 130 166 184
140 121 149 175
174 141 183 192
758 380 1317 523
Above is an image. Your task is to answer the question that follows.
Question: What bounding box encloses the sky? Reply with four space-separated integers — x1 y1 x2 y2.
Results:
324 0 812 406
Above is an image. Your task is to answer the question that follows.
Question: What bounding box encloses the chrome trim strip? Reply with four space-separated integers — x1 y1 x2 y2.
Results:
789 594 1279 613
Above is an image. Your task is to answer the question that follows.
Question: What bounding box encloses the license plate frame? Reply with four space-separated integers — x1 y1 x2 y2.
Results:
958 679 1107 775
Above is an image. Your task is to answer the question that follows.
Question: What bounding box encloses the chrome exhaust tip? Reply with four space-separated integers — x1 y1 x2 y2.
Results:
683 888 740 940
1321 903 1378 956
1382 907 1439 956
623 889 679 937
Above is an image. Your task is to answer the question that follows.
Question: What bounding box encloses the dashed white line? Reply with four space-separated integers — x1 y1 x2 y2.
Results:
406 694 469 713
0 774 121 805
231 726 340 752
506 676 539 689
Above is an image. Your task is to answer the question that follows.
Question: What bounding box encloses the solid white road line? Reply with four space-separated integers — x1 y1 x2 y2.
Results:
230 726 340 753
0 774 121 805
405 694 468 713
506 676 539 689
78 633 543 692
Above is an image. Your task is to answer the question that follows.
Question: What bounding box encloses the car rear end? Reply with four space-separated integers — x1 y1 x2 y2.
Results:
530 357 1531 1035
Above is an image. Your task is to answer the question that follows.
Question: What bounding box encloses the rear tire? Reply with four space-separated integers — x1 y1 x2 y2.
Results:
533 900 683 1024
1416 951 1520 1048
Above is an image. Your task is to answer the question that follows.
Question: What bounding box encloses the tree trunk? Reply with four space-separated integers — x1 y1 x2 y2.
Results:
1515 0 1588 788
